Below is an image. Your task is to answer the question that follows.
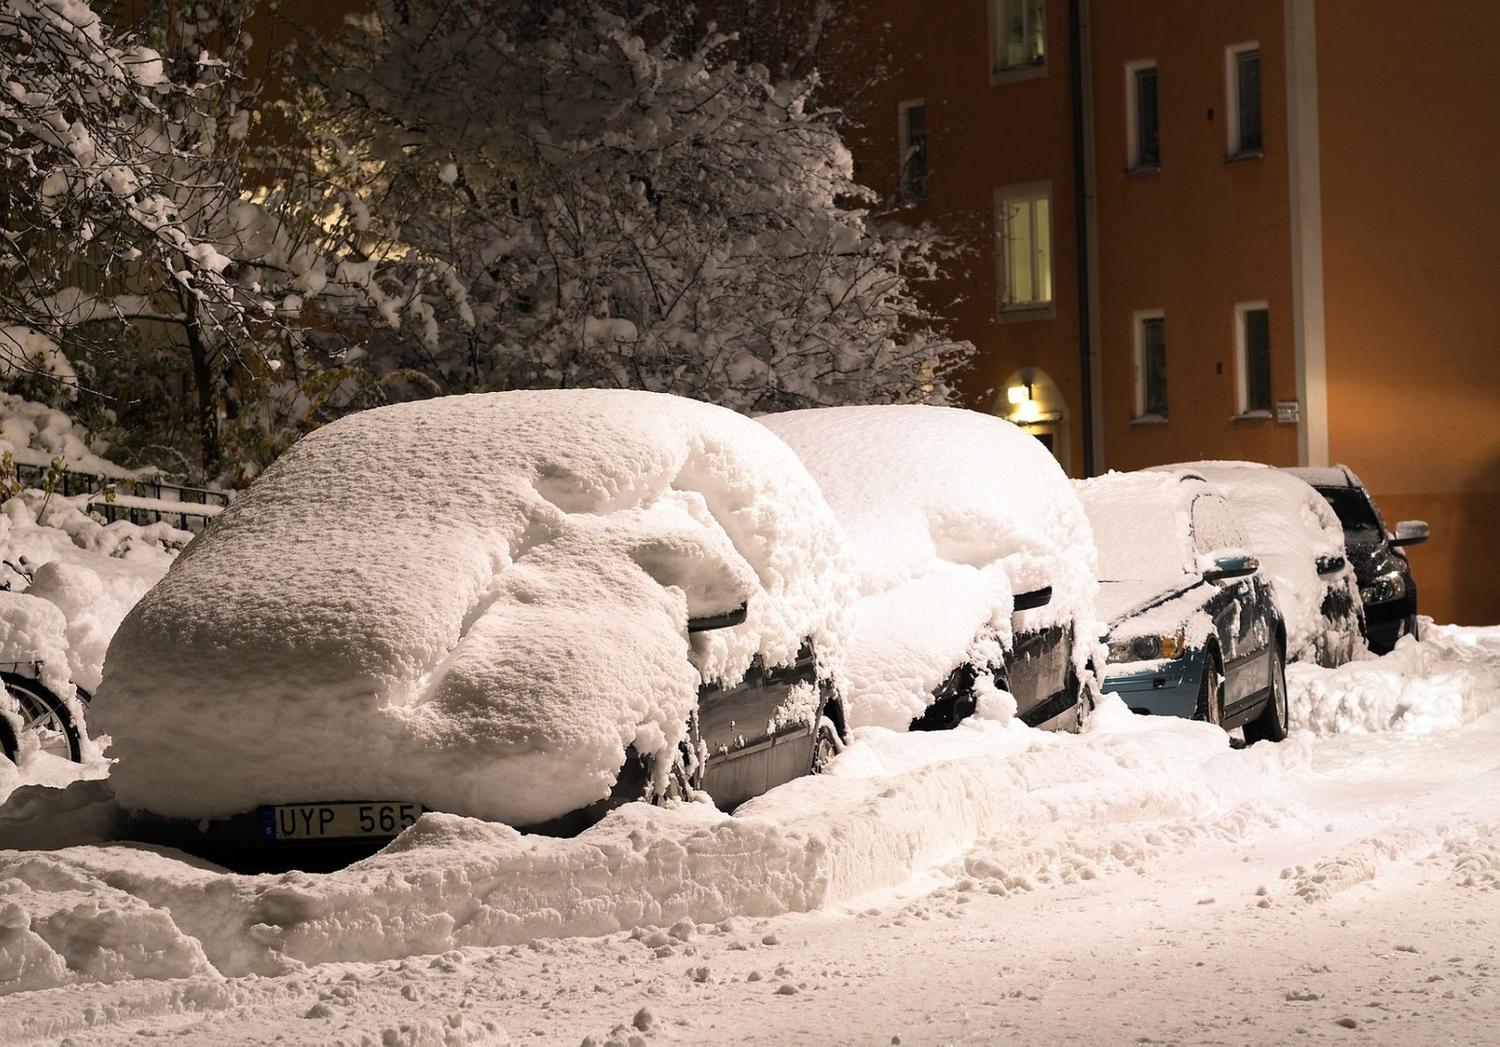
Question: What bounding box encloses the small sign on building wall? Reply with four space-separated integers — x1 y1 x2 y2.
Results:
1275 400 1301 424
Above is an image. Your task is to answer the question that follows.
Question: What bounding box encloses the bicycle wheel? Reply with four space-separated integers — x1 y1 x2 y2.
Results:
1 673 84 763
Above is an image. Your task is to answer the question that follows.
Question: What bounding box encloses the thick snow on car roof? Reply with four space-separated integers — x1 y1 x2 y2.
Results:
93 390 853 824
1155 462 1354 662
760 405 1097 729
1283 465 1359 489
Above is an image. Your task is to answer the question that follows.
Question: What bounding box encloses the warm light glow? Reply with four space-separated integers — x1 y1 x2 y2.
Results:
1007 383 1030 405
1013 398 1042 423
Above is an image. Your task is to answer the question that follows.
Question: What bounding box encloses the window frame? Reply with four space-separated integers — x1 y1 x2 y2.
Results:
1234 300 1272 417
988 0 1048 84
1125 59 1160 171
1132 309 1168 420
994 181 1055 320
1225 41 1263 159
897 98 928 202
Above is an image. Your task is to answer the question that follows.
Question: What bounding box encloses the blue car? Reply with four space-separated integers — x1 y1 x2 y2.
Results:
1077 470 1289 740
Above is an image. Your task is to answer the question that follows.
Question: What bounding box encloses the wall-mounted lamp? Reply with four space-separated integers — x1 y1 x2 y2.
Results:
1006 383 1032 405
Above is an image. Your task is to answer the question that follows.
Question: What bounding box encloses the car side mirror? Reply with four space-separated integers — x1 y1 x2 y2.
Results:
1390 520 1429 548
687 603 749 633
1315 554 1346 575
1203 553 1259 583
1013 586 1053 612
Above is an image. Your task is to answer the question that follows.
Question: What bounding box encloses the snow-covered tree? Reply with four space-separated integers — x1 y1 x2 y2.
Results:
1 0 374 479
299 0 971 411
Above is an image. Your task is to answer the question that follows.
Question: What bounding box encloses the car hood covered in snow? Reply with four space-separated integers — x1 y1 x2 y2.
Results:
93 391 854 824
760 405 1098 729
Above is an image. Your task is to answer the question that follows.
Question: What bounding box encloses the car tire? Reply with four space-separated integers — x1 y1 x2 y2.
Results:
1244 646 1289 744
1 674 83 763
810 715 841 774
1193 650 1222 728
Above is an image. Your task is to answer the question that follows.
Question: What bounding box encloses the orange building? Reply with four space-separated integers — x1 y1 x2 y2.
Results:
845 0 1499 626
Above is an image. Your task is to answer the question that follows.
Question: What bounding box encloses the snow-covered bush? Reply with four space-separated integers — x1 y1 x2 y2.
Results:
761 405 1098 729
93 390 854 824
297 1 970 410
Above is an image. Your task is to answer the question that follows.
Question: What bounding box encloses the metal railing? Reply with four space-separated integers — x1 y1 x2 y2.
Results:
8 460 229 534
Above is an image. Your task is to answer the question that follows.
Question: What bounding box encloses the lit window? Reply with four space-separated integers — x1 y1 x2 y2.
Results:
1236 302 1271 414
1135 311 1167 418
995 185 1053 312
1227 43 1262 156
1126 61 1159 169
990 0 1046 75
898 99 927 201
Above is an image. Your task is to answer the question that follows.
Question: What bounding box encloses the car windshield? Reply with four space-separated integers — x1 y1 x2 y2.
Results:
1316 486 1384 544
1077 477 1194 584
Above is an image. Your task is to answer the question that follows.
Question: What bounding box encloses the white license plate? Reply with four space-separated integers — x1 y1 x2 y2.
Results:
257 802 420 843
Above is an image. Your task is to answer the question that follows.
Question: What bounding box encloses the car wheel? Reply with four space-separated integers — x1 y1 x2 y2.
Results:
810 715 841 774
1193 651 1222 728
2 675 83 763
1244 645 1289 744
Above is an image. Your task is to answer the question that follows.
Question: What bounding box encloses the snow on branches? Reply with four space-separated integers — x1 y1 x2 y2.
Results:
304 0 972 411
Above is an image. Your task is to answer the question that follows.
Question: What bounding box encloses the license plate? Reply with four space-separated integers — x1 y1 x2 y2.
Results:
258 802 420 844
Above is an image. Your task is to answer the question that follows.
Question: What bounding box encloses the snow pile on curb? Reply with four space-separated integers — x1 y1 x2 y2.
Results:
761 406 1098 729
0 699 1296 993
1288 622 1500 734
93 391 854 825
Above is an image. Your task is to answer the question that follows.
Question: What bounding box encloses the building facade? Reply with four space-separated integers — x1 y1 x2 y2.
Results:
847 0 1499 626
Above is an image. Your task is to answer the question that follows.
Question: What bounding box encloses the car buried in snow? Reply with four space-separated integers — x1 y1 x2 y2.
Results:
92 390 856 871
1284 465 1428 654
1158 462 1365 668
759 405 1099 734
1076 470 1288 740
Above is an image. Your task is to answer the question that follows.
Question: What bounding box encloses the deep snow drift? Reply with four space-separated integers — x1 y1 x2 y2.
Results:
92 390 855 825
2 622 1494 1007
761 406 1097 729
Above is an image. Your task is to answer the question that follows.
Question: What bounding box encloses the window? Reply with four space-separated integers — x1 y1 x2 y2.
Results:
898 99 927 201
1235 302 1271 414
990 0 1046 75
995 184 1053 312
1191 494 1250 560
1134 311 1167 418
1126 61 1159 170
1227 43 1262 156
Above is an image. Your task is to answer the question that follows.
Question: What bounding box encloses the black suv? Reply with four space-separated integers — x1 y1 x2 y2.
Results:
1285 466 1429 654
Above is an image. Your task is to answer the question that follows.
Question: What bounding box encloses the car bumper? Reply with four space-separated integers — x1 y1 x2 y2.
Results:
1100 648 1207 720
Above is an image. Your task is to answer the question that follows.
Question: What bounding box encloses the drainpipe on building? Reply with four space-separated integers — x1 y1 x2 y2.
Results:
1068 0 1099 476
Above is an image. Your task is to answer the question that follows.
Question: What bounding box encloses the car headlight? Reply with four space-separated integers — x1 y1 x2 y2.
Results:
1359 570 1407 605
1106 630 1187 663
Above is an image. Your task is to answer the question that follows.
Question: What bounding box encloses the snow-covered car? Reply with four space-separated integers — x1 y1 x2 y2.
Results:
759 405 1098 732
93 390 856 867
1284 465 1428 654
1077 471 1288 740
1157 462 1364 667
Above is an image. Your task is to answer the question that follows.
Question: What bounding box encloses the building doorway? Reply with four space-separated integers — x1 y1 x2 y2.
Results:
995 367 1072 474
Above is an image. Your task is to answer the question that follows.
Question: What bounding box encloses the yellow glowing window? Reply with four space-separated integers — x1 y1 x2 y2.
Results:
996 187 1053 310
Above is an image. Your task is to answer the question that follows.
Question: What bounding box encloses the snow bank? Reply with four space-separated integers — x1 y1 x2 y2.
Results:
0 700 1289 993
93 391 854 825
1288 623 1500 734
5 624 1495 996
1159 463 1363 666
760 406 1097 729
